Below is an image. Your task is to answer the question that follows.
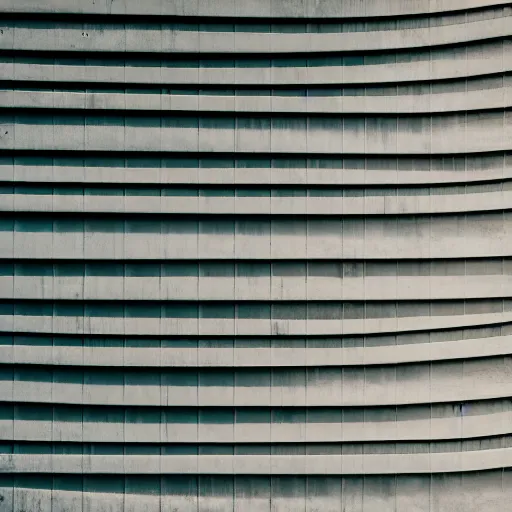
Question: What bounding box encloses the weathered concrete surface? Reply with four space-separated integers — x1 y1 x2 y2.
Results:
0 1 510 510
1 0 510 17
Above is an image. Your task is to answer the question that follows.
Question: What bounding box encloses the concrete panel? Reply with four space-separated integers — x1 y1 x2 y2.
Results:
2 3 511 510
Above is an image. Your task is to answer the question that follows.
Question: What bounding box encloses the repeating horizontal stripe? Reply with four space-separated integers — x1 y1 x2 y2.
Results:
1 15 511 54
0 357 510 407
2 40 510 85
1 330 511 366
1 79 511 114
0 111 510 154
0 473 507 512
2 213 512 260
0 400 509 443
3 185 512 214
0 449 510 474
7 333 510 366
0 399 506 439
2 274 511 300
2 312 512 336
1 0 510 18
1 2 510 508
0 154 507 185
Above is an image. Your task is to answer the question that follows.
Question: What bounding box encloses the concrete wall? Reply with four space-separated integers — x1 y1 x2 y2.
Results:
0 1 510 510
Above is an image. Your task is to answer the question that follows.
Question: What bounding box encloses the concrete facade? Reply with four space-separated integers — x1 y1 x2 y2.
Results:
0 1 510 510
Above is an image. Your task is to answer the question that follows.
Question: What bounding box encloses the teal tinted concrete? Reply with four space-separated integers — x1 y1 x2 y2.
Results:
1 1 511 510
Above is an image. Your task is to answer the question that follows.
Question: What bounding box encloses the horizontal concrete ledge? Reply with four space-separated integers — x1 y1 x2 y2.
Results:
2 310 512 336
1 111 510 154
1 332 511 366
3 189 512 215
4 273 512 300
0 449 510 474
0 0 509 18
2 17 511 54
2 44 510 85
1 87 511 114
3 275 512 302
4 409 511 443
4 220 512 259
1 163 507 186
2 355 512 407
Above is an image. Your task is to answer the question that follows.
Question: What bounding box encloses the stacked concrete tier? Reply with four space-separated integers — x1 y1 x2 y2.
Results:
0 1 511 510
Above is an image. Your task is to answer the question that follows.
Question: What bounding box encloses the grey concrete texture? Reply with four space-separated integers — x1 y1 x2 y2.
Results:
0 154 508 185
0 473 508 512
2 40 512 85
1 0 510 17
0 356 512 406
1 110 511 153
2 214 512 261
1 1 512 510
2 77 511 114
0 398 509 443
3 184 512 214
3 266 512 300
2 12 512 53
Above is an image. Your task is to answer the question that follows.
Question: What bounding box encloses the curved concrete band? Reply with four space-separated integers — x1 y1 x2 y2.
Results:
1 0 510 17
1 1 512 510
